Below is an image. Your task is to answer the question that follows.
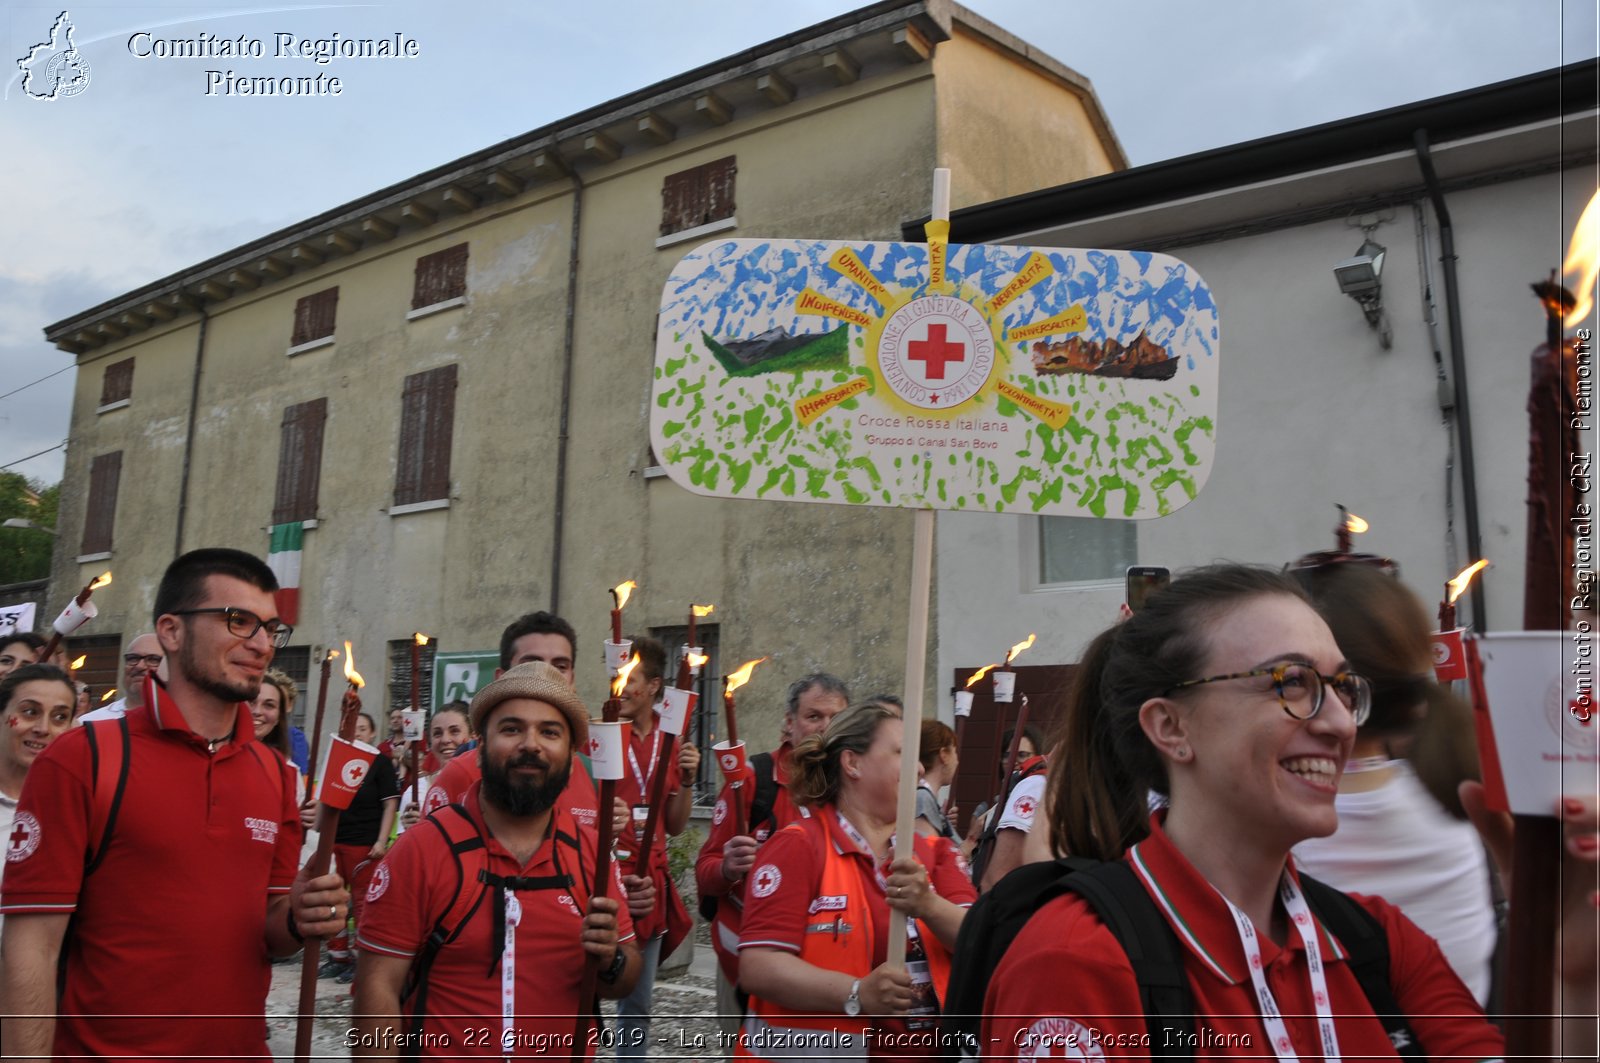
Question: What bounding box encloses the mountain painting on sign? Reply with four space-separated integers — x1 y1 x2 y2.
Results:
651 238 1219 519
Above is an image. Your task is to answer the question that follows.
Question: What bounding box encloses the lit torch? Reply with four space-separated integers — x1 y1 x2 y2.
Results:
306 648 340 797
1498 186 1598 1058
100 688 116 704
409 632 432 802
575 652 638 1056
721 657 766 747
40 571 112 662
998 635 1037 784
1440 560 1490 631
296 642 370 1063
954 663 998 751
610 580 637 644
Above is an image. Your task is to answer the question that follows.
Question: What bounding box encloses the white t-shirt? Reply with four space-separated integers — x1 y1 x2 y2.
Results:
1293 760 1496 1004
996 772 1047 833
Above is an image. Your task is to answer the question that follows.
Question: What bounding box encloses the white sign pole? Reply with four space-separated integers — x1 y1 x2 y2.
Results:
885 169 949 967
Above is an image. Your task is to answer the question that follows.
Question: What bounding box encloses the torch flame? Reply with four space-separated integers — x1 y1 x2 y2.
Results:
612 653 640 698
1564 188 1600 326
100 688 116 703
1447 559 1490 605
342 641 364 689
1343 512 1370 535
89 571 112 591
413 632 430 646
69 655 86 670
324 648 341 664
1005 634 1037 665
967 663 1000 688
687 651 710 668
692 603 715 617
725 657 768 695
611 580 637 611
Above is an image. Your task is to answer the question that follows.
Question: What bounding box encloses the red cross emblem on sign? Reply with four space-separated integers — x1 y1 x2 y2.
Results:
907 324 966 381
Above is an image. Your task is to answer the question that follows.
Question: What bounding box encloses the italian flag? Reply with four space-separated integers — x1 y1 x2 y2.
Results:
267 522 304 626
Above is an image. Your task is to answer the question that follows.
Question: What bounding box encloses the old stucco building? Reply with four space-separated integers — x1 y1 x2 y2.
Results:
43 0 1124 760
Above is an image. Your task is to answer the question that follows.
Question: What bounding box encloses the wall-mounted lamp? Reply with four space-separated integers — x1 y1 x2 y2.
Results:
1334 234 1392 348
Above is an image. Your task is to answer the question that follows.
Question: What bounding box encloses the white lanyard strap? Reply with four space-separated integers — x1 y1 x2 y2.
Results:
626 727 663 798
832 810 891 892
1216 874 1340 1063
500 892 521 1056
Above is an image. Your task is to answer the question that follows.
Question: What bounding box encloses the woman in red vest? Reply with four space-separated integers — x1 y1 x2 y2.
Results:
737 703 975 1060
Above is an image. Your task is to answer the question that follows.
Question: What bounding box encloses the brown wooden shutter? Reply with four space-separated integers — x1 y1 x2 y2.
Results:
660 156 736 235
291 288 339 346
272 398 327 523
80 451 122 554
99 359 134 405
411 244 469 309
387 638 437 714
394 364 457 506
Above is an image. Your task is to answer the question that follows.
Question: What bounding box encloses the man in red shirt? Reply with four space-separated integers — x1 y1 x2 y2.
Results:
422 611 612 833
695 672 849 1037
0 548 349 1062
353 661 638 1059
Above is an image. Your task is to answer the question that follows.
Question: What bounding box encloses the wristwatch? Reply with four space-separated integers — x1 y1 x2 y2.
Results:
843 978 862 1017
597 948 627 984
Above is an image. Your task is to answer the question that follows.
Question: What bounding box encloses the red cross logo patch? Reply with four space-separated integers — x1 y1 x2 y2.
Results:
751 863 782 898
876 295 995 410
1015 797 1036 819
6 811 40 864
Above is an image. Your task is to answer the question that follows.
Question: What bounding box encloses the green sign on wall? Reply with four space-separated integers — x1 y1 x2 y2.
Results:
433 650 499 708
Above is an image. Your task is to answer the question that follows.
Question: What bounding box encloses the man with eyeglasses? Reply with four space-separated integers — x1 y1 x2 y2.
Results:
77 633 163 722
0 548 350 1063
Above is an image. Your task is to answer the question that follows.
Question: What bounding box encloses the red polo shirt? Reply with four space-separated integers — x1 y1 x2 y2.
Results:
358 781 634 1058
1 683 301 1062
981 815 1503 1061
694 742 809 981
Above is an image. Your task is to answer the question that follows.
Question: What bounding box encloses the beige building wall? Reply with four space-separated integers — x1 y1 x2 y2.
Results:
933 22 1123 209
46 4 1125 751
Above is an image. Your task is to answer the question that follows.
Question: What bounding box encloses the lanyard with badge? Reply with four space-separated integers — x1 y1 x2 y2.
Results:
834 810 940 1025
1216 873 1341 1063
626 726 664 850
500 892 522 1056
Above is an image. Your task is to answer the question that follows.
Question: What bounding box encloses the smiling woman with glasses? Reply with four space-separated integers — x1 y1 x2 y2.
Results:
170 606 294 648
976 564 1529 1061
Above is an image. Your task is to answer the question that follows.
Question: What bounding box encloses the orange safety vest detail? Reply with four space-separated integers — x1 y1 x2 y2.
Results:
735 818 956 1061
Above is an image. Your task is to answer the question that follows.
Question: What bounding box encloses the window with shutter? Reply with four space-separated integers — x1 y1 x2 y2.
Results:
80 451 122 555
387 638 437 715
291 288 339 347
660 156 736 236
273 398 328 523
99 359 134 407
394 364 457 507
411 244 469 310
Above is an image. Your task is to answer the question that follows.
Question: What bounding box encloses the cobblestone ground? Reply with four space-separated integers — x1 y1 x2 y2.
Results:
267 924 729 1062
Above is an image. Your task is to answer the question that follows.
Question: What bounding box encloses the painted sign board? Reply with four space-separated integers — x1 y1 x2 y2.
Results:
651 239 1218 518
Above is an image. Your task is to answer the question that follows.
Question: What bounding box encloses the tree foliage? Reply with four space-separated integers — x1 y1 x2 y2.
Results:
0 473 59 585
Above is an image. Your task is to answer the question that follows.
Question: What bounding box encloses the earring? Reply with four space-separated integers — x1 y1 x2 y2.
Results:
1175 747 1190 760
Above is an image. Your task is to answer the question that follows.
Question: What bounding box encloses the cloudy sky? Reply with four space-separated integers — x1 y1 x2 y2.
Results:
2 0 1595 487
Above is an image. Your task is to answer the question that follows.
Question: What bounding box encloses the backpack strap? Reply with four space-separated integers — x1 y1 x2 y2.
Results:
748 752 779 837
1061 862 1194 1058
1298 874 1424 1059
82 715 131 874
402 805 490 1059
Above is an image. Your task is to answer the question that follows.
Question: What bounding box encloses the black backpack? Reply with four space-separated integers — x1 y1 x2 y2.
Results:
940 856 1424 1061
698 751 779 921
966 755 1047 887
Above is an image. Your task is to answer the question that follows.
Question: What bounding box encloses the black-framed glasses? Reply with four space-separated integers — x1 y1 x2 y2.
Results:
1165 662 1372 725
171 607 294 649
123 654 164 668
